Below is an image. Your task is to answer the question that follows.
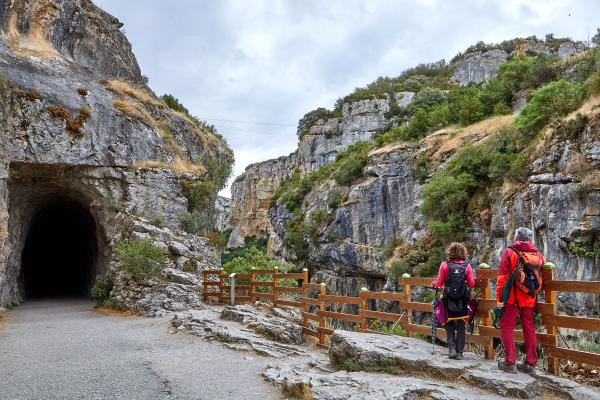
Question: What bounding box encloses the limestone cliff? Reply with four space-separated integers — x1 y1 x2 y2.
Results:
229 36 598 319
228 92 415 247
0 0 232 311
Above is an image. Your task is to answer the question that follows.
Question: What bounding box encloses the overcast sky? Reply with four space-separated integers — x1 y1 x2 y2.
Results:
94 0 600 197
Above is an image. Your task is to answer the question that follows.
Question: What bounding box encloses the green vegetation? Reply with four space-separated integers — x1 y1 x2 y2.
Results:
115 239 167 279
91 271 115 307
327 190 346 209
421 127 527 241
297 107 336 139
270 34 600 262
222 246 297 288
568 238 600 258
376 54 560 146
515 80 586 133
221 234 268 265
387 240 442 279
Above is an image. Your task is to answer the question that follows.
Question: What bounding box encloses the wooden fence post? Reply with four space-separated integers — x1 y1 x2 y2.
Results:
544 265 560 374
404 282 413 337
302 268 309 331
273 267 279 307
319 282 326 347
360 287 368 332
219 268 226 304
482 273 495 360
250 267 256 303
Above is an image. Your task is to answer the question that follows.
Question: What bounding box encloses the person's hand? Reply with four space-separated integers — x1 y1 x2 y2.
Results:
497 301 504 308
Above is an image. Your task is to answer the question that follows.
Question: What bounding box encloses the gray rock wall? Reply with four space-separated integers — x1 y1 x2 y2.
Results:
0 0 228 309
228 93 414 246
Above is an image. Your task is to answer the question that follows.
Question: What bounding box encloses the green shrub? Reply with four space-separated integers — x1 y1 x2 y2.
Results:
91 271 115 307
297 107 334 139
221 234 268 265
587 69 600 96
389 260 411 279
421 172 475 241
223 246 297 288
515 80 586 133
115 239 167 279
327 190 345 209
568 239 600 258
179 211 213 234
493 102 512 115
181 180 214 211
334 155 366 185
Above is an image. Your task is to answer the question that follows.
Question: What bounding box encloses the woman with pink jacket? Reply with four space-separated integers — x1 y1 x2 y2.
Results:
432 242 475 359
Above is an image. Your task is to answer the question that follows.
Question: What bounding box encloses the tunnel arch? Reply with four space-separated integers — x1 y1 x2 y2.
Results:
5 162 109 303
20 197 99 298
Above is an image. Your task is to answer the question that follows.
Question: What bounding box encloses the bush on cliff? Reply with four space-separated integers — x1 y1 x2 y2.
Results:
515 80 586 133
116 239 167 279
421 127 528 242
91 271 115 307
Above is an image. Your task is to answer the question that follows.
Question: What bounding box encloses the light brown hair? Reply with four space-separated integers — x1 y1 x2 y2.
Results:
446 242 468 261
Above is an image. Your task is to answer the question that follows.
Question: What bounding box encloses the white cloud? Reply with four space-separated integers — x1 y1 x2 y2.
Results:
94 0 600 197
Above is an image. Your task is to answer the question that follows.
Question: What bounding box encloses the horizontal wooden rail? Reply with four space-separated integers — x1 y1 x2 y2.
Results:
542 314 600 332
275 272 305 280
274 286 303 293
361 310 407 323
252 269 276 274
253 293 275 300
543 345 600 367
304 283 322 290
360 291 403 301
302 297 321 306
303 312 320 322
320 310 362 323
274 299 303 308
251 281 275 287
544 280 600 293
320 295 362 305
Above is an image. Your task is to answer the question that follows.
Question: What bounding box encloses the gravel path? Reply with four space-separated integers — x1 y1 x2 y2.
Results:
0 299 282 400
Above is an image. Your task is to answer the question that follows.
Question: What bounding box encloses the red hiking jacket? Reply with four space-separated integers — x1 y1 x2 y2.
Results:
496 241 544 308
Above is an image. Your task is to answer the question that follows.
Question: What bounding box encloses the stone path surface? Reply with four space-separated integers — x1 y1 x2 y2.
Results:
0 299 281 400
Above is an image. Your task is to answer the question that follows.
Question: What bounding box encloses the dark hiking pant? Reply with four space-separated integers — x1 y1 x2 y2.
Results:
445 319 466 354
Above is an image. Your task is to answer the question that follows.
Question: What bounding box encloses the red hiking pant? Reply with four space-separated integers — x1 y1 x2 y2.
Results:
500 304 537 366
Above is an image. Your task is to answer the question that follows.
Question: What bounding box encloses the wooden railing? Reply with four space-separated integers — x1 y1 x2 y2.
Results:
201 266 600 373
202 268 308 308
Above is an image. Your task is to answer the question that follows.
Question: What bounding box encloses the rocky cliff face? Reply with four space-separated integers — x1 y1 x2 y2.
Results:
228 92 415 248
0 0 231 310
451 39 585 86
267 110 600 316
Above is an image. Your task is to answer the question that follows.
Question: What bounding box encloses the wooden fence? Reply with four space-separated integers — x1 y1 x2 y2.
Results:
201 266 600 373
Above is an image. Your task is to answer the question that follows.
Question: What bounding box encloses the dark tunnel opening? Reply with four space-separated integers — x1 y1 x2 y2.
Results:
21 199 98 299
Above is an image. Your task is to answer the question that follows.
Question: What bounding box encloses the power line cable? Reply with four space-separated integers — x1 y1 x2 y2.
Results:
197 117 296 126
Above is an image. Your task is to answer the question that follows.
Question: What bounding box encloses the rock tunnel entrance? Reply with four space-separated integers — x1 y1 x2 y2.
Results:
4 162 108 304
21 199 98 298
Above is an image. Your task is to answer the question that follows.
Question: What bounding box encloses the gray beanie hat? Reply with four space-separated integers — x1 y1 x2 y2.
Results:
514 227 533 242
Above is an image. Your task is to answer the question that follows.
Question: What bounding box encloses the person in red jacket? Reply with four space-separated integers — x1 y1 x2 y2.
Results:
432 242 475 360
496 227 544 374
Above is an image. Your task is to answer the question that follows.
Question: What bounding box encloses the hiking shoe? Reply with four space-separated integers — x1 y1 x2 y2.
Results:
449 347 457 359
497 361 517 374
456 353 464 360
517 362 536 375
